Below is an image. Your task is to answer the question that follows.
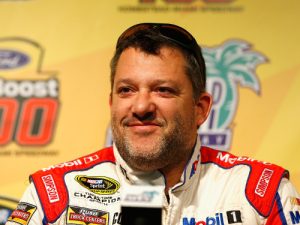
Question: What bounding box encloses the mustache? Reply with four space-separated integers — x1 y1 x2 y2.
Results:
122 117 166 126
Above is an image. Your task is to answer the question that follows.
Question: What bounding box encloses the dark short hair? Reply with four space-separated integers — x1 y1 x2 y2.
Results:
110 23 206 99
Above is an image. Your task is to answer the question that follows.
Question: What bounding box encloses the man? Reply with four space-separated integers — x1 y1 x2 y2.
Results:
6 23 300 225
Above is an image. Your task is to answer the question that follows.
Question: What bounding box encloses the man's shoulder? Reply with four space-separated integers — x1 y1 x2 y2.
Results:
29 146 115 223
200 146 286 171
32 146 115 177
200 146 289 217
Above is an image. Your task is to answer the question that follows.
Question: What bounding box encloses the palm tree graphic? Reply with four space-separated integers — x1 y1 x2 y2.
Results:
199 40 267 150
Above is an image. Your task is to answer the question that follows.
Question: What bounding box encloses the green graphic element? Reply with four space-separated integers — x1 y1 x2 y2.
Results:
203 40 266 129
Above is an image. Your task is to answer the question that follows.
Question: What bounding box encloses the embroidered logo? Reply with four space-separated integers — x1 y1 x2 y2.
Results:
67 206 109 225
41 174 60 203
75 176 120 195
8 202 36 225
255 168 273 197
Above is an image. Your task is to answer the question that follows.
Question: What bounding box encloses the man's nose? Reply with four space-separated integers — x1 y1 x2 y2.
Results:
131 91 156 118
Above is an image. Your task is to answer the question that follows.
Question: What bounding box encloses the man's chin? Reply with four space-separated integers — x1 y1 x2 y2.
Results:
127 157 165 172
126 138 162 152
127 132 161 143
128 149 161 161
124 149 167 171
130 164 157 172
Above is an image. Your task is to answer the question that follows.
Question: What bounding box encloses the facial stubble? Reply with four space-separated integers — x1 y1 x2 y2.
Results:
111 113 196 172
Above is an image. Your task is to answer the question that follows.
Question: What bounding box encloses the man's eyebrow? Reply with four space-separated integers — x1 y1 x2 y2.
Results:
115 78 177 85
153 79 177 85
150 79 180 88
114 78 134 85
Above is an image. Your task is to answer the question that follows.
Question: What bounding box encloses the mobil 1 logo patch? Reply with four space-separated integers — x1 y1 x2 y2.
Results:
183 210 242 225
226 210 242 224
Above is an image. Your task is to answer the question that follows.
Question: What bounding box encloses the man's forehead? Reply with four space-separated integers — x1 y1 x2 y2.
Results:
119 46 185 60
112 46 190 88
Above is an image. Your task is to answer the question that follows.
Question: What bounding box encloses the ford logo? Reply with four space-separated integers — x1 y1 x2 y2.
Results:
0 49 30 69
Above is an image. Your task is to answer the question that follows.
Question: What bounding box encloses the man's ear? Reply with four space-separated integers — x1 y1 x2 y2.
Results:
195 92 212 127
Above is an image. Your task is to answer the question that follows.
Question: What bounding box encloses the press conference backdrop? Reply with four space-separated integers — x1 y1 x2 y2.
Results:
0 0 299 222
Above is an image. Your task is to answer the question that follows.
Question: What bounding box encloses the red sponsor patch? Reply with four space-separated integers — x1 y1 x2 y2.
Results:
255 168 274 197
42 174 60 203
8 202 36 225
67 206 109 225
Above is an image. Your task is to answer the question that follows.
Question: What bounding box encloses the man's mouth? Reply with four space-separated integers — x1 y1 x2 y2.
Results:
127 122 160 126
124 120 163 134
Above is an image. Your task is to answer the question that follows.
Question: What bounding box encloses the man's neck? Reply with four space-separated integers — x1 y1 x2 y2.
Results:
160 157 189 194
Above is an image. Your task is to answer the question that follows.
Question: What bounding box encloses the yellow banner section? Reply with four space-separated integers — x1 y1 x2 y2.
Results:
0 0 299 217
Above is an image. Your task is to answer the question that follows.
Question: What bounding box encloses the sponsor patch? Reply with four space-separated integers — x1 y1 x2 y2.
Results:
67 206 108 225
216 152 272 165
183 210 242 225
41 174 60 203
183 213 225 225
226 210 242 224
7 202 36 225
255 168 274 197
74 192 120 206
75 176 120 195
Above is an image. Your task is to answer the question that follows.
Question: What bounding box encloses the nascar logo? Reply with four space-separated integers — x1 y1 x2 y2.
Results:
75 176 120 195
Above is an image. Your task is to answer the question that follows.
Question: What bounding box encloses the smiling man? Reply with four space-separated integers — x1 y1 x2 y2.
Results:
6 23 300 225
110 46 211 190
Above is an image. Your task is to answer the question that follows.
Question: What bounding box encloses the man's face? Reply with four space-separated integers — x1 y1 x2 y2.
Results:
110 47 210 171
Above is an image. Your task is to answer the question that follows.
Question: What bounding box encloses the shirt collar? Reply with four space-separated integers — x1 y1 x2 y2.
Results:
114 136 202 190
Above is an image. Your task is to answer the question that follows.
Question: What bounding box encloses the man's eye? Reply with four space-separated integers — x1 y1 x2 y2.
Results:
120 87 130 92
156 87 176 96
158 87 173 93
117 87 133 95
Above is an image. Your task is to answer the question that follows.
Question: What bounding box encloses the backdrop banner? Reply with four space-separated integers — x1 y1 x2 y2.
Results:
0 0 299 224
